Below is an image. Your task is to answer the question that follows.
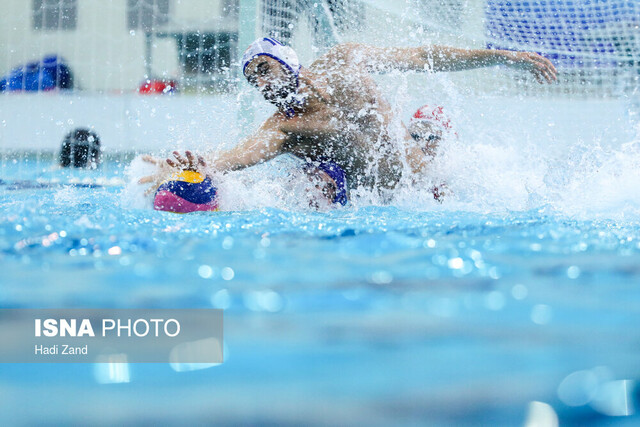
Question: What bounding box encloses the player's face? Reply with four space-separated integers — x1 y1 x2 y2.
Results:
409 120 443 143
245 56 297 108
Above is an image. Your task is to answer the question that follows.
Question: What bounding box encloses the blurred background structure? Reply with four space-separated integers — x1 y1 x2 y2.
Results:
0 0 638 151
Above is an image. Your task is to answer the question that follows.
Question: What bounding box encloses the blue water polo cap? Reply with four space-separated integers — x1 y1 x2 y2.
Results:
242 37 301 80
314 161 348 206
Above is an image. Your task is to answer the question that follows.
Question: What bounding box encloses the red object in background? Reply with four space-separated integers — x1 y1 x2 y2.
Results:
138 79 177 94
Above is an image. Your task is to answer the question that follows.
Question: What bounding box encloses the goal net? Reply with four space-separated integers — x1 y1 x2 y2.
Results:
0 0 638 154
1 1 636 97
259 0 639 97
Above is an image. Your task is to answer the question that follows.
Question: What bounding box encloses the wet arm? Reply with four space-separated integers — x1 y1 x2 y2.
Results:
206 115 289 172
334 43 556 82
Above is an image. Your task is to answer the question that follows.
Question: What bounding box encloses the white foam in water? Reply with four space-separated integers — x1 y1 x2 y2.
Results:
121 155 160 210
408 125 640 217
121 117 640 218
120 73 640 219
121 153 325 212
214 158 323 211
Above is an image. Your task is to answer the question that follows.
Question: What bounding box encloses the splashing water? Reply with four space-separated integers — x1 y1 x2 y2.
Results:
124 88 640 221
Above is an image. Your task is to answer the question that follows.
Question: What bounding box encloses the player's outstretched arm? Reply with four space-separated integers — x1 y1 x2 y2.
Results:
138 113 289 188
330 43 557 84
206 115 289 172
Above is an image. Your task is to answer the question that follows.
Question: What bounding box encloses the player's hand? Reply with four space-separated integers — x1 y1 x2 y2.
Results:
138 154 162 183
138 154 171 184
502 51 557 84
138 151 206 196
137 155 169 196
138 151 207 182
165 150 207 171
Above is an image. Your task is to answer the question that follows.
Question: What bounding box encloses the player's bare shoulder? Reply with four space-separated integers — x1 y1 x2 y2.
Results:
308 44 373 103
308 43 361 75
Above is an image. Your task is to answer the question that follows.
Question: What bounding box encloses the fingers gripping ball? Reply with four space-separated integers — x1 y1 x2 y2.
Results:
153 171 219 213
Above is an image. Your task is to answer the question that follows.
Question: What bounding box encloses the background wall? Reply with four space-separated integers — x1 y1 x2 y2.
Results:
0 0 637 153
0 0 237 93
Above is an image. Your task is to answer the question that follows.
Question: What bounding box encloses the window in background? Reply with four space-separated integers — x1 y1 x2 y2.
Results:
33 0 77 31
174 32 237 92
127 0 170 31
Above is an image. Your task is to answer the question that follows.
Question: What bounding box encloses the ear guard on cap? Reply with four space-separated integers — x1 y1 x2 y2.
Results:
304 160 348 206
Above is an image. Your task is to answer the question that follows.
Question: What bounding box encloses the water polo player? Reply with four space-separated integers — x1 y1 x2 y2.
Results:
141 37 556 196
149 155 348 213
59 128 101 169
409 105 455 157
406 105 456 202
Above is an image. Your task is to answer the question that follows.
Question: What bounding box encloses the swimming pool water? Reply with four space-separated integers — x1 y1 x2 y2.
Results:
0 159 639 425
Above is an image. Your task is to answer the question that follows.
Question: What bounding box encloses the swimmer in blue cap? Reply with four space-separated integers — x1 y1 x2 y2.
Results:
241 37 303 118
142 38 556 197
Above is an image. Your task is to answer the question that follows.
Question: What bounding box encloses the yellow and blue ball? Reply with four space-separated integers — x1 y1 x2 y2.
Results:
153 170 218 213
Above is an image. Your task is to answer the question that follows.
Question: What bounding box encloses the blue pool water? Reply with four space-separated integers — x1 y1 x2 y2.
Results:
0 157 639 425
